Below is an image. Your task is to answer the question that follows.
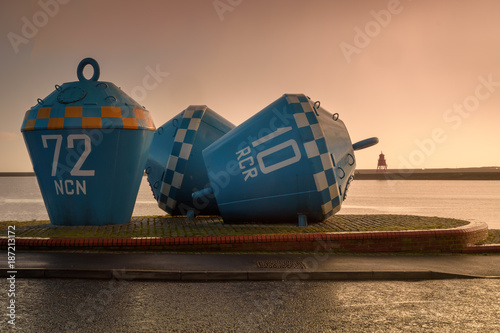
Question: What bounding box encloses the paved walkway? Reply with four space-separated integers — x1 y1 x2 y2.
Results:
1 252 500 281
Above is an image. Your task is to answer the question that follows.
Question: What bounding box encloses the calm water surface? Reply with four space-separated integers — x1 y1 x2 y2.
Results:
342 179 500 229
0 177 499 228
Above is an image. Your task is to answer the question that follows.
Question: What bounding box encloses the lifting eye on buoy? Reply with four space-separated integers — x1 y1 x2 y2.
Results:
352 137 379 151
77 57 100 82
313 101 320 116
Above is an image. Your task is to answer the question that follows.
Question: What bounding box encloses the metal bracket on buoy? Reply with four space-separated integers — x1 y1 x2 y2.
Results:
298 214 308 227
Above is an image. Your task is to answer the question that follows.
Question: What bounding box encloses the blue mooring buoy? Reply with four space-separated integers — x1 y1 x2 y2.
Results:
21 58 155 225
145 106 235 216
202 93 364 224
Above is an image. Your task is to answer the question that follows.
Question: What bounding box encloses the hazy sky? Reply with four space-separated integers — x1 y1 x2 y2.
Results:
1 0 500 172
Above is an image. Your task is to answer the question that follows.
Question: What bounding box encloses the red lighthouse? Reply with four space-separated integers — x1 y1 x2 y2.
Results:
377 152 388 173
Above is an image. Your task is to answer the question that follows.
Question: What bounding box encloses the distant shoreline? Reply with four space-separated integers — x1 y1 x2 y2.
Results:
0 172 35 177
2 167 500 180
354 172 500 181
355 167 500 181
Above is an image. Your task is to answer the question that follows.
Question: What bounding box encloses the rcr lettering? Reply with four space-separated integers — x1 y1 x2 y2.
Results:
236 146 258 181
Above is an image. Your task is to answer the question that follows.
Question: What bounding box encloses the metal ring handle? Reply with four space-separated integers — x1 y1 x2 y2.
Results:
347 153 355 166
312 100 321 116
337 167 345 179
77 58 100 82
105 95 117 103
332 113 339 121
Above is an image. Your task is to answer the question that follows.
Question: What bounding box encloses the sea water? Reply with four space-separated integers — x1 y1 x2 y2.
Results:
0 177 499 229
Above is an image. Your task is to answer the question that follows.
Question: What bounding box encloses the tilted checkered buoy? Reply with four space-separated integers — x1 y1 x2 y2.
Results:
21 58 155 225
200 94 378 225
145 106 235 217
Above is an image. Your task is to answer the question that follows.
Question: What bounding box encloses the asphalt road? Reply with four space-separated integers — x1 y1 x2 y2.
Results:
2 279 500 332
